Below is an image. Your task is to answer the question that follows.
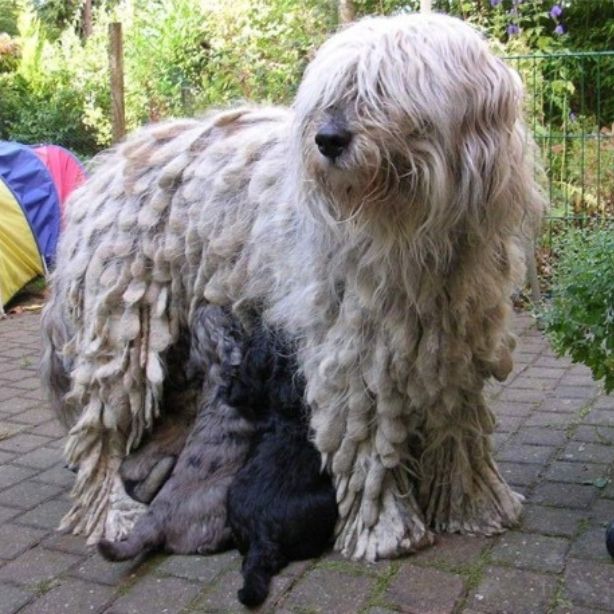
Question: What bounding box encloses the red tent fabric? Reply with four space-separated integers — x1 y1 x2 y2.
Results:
33 145 86 221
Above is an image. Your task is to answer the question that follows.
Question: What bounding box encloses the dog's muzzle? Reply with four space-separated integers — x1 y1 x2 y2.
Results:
315 121 352 160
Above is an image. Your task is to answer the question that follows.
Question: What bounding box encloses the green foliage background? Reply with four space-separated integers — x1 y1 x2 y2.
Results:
0 0 612 157
542 227 614 393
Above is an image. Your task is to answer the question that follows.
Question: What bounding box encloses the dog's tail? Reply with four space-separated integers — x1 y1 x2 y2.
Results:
238 541 287 608
97 514 163 562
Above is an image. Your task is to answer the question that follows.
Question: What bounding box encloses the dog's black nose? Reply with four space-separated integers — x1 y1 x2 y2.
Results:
315 124 352 160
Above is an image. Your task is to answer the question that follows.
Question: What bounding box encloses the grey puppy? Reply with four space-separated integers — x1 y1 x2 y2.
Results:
98 305 254 560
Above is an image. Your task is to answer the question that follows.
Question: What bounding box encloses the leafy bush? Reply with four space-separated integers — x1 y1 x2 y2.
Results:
0 8 107 156
541 227 614 393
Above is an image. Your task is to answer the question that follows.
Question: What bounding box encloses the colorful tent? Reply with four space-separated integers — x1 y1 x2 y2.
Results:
0 141 86 313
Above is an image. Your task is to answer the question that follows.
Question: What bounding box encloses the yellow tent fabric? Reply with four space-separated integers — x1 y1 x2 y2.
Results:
0 178 45 313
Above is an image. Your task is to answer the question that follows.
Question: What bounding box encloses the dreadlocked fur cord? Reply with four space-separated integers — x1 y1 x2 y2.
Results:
41 14 545 558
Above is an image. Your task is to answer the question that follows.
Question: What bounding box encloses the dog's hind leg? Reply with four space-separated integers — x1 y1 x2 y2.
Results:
238 541 287 608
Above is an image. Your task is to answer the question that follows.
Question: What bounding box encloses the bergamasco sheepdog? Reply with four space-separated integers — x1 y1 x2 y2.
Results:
41 12 544 561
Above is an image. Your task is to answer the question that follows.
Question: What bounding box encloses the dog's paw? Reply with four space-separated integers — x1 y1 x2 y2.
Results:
122 455 176 503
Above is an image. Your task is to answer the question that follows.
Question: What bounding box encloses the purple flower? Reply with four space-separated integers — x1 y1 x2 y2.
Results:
507 23 520 36
550 4 563 19
569 111 577 122
554 23 566 35
490 0 502 6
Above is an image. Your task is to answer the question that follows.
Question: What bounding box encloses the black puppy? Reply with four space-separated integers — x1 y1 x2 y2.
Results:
227 328 338 608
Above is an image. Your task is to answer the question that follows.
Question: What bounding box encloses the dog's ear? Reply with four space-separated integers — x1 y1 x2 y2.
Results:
449 55 544 246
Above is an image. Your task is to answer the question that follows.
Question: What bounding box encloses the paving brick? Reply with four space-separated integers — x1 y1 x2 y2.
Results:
0 547 80 584
43 533 92 557
559 442 614 464
564 558 614 611
491 402 533 417
593 396 614 410
544 461 609 485
572 425 614 444
490 531 568 573
491 432 509 451
510 355 535 370
499 389 544 403
32 465 74 488
0 422 26 441
539 397 588 414
0 583 34 614
317 549 387 576
525 412 571 428
0 450 16 465
498 462 543 487
468 566 557 613
563 374 602 387
20 578 116 614
279 567 374 613
109 575 201 614
521 505 587 538
0 505 19 523
0 397 39 415
0 480 64 509
582 410 614 428
156 551 238 583
193 567 288 613
0 523 48 559
587 498 614 527
494 415 526 433
552 386 598 400
10 377 43 392
529 482 596 509
0 464 37 489
411 534 489 569
0 387 23 403
28 421 65 438
45 439 65 450
514 427 570 447
497 444 556 465
20 389 46 403
601 480 614 499
509 377 558 392
533 356 572 369
10 408 53 426
551 605 607 614
14 498 71 530
383 563 464 613
71 554 143 587
569 527 612 563
12 447 61 471
525 366 566 379
0 433 51 454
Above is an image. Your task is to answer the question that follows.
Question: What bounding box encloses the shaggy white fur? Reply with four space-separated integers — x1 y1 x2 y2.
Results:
41 13 544 559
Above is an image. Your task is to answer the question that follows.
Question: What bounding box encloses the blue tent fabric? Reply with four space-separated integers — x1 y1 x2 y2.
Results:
0 141 61 268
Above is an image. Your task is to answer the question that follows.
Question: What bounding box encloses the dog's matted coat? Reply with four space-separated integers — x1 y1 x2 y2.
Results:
41 13 544 560
97 304 254 560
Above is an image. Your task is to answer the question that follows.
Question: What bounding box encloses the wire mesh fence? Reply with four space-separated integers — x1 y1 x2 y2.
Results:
505 50 614 242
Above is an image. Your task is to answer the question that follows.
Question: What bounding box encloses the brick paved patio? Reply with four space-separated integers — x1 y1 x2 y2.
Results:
0 311 612 613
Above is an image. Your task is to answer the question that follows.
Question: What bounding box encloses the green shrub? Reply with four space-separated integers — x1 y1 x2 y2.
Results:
542 227 614 393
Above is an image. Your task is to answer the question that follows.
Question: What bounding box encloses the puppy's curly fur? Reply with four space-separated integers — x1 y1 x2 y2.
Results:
98 305 253 560
227 329 337 608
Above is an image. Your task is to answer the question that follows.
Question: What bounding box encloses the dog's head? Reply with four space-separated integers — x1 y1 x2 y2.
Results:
293 13 540 254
